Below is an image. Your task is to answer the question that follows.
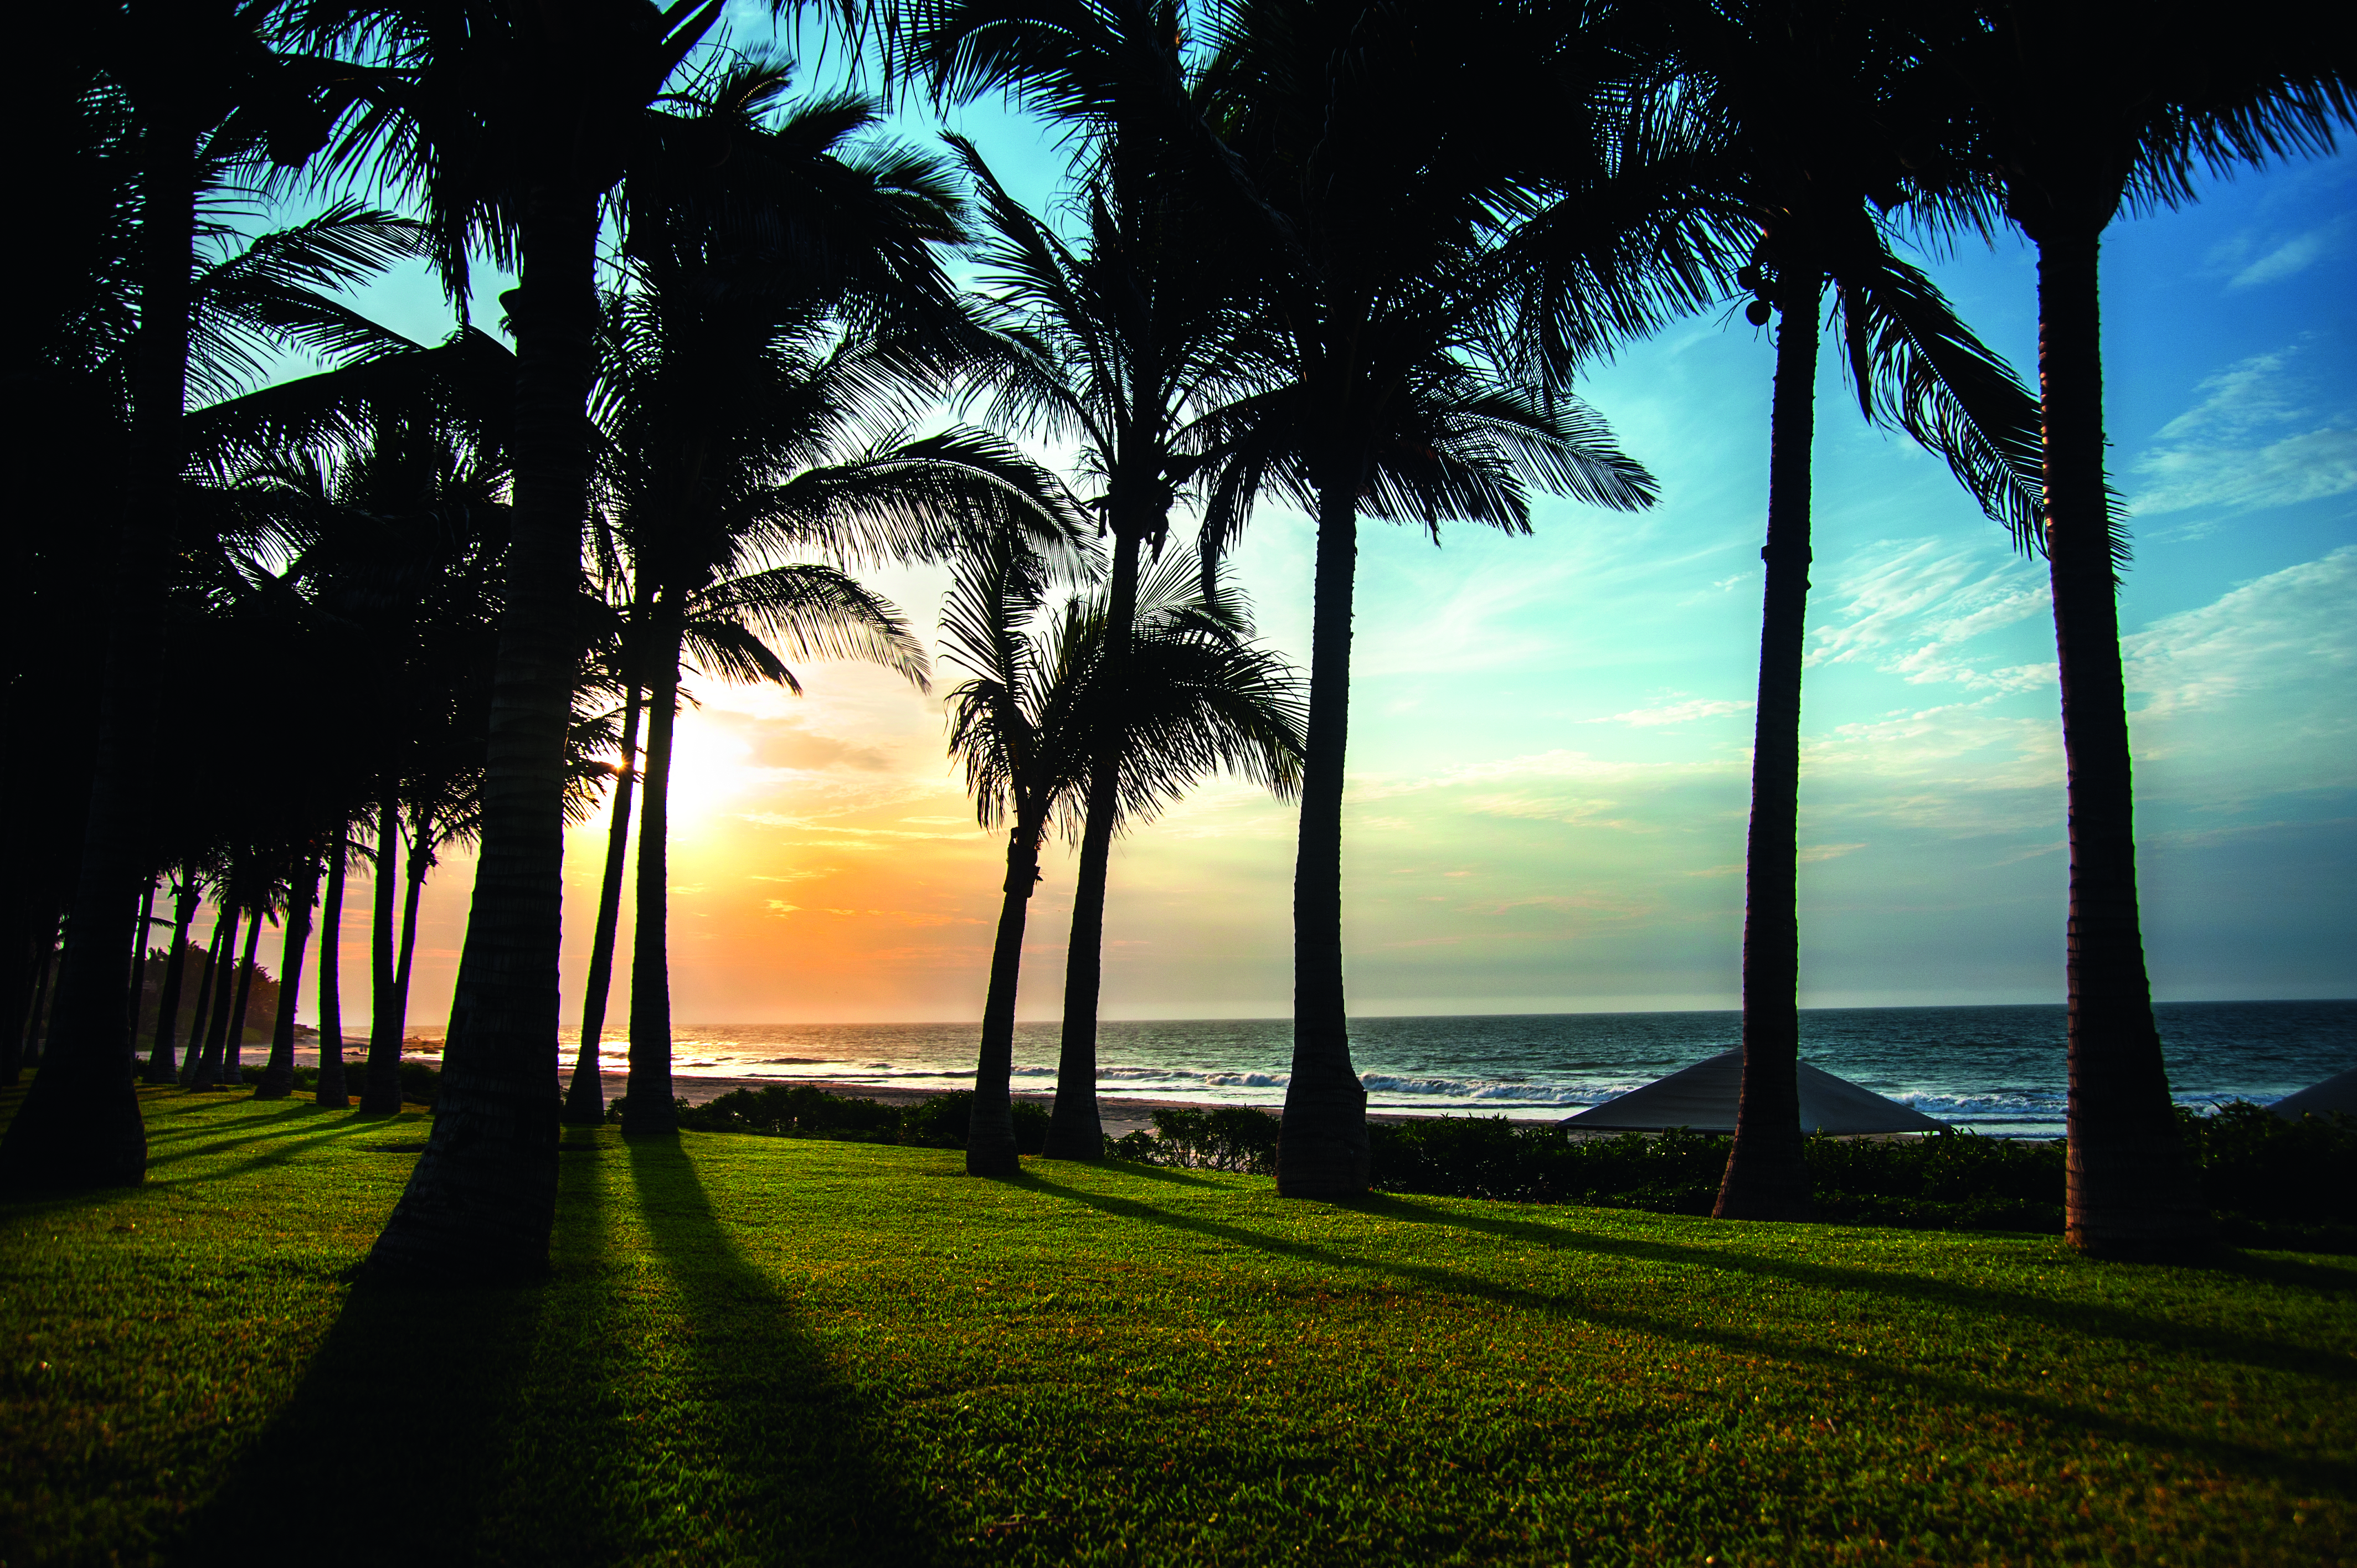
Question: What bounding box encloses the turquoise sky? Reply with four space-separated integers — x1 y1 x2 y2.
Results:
299 13 2355 1024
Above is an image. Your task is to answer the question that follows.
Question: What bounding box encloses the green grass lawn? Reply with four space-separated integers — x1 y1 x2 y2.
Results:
3 1085 2353 1566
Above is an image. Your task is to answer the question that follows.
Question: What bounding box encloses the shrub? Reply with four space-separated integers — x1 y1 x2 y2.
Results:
606 1086 1051 1155
241 1061 441 1105
1145 1107 1283 1173
2183 1101 2356 1252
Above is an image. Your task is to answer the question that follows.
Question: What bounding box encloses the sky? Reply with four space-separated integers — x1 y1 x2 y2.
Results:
261 11 2356 1029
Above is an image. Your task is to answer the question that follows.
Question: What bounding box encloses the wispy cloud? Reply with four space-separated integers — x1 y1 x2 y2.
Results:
1808 538 2051 690
2128 346 2357 518
1583 696 1753 726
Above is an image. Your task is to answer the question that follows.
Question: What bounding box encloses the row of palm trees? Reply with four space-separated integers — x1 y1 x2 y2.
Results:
5 0 2346 1278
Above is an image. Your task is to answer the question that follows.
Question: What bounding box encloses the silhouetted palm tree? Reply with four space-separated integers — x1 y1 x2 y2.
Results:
1624 0 2051 1223
0 0 416 1185
1197 0 1666 1196
300 0 728 1279
1898 0 2352 1257
942 536 1303 1174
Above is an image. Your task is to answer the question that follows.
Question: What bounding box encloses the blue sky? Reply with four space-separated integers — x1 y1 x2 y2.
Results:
289 14 2355 1025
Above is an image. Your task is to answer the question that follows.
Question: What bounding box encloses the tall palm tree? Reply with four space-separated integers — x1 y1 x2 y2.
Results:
939 138 1273 1158
0 1 414 1187
1902 1 2351 1257
297 0 728 1279
942 537 1304 1175
142 870 204 1084
1197 0 1666 1197
1625 0 2051 1222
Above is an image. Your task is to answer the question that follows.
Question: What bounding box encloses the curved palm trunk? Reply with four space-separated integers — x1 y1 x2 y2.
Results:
970 822 1045 1177
221 912 263 1087
361 795 404 1115
2035 229 2210 1260
369 178 594 1283
1046 525 1150 1160
0 97 194 1189
394 809 432 1003
180 911 229 1087
564 680 642 1125
315 841 349 1108
622 631 684 1136
0 914 33 1087
22 933 59 1070
188 906 241 1091
1277 482 1370 1198
256 858 320 1099
145 875 199 1084
1717 272 1823 1223
126 881 157 1041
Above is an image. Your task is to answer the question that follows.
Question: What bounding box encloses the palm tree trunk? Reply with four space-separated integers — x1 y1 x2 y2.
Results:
368 172 594 1281
316 840 349 1108
188 906 240 1091
222 910 263 1086
1717 270 1823 1223
23 930 60 1070
145 874 199 1084
970 822 1044 1178
126 880 157 1042
1046 524 1150 1160
0 912 33 1087
0 95 194 1189
394 808 431 1003
361 794 404 1115
2034 229 2211 1260
1277 480 1370 1199
622 633 683 1135
565 680 643 1125
256 857 319 1099
181 910 228 1087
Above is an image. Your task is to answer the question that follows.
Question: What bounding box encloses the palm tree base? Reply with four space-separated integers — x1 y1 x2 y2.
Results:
1274 1120 1370 1199
559 1074 606 1126
367 1090 559 1284
1040 1118 1104 1161
0 1069 147 1193
965 1143 1021 1178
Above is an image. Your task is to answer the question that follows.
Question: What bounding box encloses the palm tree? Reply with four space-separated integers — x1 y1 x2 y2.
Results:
1197 0 1667 1197
1901 1 2351 1258
1618 0 2053 1222
0 2 415 1186
295 0 728 1279
255 845 323 1098
932 123 1274 1158
941 538 1304 1175
314 832 354 1106
910 3 1284 1157
142 869 204 1084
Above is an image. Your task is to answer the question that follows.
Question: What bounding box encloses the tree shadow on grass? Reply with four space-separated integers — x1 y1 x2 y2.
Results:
1086 1158 1224 1189
168 1147 613 1567
619 1133 942 1565
145 1110 382 1173
1013 1169 2357 1499
1356 1194 2356 1381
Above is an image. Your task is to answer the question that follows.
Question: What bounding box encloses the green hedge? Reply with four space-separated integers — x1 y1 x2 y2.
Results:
1104 1101 2355 1250
236 1060 441 1104
609 1085 1052 1154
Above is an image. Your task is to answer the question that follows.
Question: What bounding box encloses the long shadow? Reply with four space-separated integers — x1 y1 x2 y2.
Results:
1015 1169 2357 1499
145 1111 380 1172
621 1133 943 1565
168 1156 604 1566
1085 1158 1224 1189
1358 1194 2357 1380
172 1286 552 1565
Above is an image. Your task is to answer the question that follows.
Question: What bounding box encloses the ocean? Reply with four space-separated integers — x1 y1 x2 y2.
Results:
542 999 2356 1138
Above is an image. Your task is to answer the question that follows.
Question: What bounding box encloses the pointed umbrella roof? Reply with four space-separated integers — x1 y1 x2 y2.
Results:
1559 1047 1948 1134
2269 1066 2357 1121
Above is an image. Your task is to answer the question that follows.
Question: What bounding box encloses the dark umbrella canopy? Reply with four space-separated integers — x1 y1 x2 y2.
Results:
1561 1048 1948 1134
2269 1067 2357 1121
